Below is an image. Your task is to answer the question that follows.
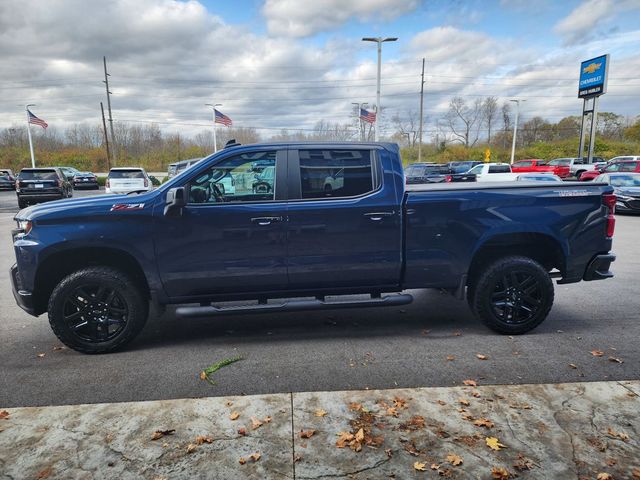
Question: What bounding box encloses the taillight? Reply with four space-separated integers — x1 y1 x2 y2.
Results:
603 193 616 238
144 178 149 187
445 175 452 183
106 178 110 188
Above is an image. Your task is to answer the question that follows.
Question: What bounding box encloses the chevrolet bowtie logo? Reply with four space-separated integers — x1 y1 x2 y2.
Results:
583 62 602 74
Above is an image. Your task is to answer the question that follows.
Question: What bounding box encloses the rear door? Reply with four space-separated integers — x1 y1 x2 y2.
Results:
285 147 402 290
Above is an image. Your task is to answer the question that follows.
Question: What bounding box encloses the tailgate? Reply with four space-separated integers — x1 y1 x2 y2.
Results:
110 178 145 189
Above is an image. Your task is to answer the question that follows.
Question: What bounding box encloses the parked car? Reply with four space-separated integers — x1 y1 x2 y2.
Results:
16 167 72 208
405 163 475 184
466 163 519 182
106 168 152 194
11 142 615 353
515 173 562 182
168 158 202 179
448 161 482 174
0 169 16 190
56 167 81 183
580 157 640 181
547 157 599 180
511 159 570 178
592 172 640 214
72 172 99 190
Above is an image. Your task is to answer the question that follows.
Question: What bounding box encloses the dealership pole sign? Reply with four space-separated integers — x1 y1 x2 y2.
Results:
578 54 609 98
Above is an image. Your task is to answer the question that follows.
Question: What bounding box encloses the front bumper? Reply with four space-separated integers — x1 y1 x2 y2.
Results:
10 264 37 316
583 254 615 281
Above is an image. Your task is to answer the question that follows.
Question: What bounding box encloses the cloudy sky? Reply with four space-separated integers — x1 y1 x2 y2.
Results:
1 0 639 140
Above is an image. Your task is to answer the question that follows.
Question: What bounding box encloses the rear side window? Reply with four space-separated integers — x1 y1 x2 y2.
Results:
405 166 426 177
19 169 58 180
515 161 533 167
489 165 511 173
299 149 375 199
618 162 639 172
109 169 145 179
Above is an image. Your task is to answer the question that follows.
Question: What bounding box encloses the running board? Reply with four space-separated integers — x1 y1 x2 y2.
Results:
175 294 413 318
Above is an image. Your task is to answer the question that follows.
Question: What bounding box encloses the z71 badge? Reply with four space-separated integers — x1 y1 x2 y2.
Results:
110 203 145 211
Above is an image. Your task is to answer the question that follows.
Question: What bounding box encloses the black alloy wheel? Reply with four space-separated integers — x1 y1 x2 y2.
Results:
489 271 542 324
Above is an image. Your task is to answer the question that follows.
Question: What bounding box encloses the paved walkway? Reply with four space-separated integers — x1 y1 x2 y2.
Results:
1 381 639 479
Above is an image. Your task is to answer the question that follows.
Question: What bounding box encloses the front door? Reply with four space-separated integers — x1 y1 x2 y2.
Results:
285 147 402 290
153 148 288 299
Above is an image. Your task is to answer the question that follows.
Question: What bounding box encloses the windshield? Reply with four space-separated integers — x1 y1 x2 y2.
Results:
109 169 145 179
610 175 640 187
19 169 58 180
548 158 572 166
468 165 484 174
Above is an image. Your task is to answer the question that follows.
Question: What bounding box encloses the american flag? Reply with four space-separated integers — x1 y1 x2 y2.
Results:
215 109 232 126
360 108 376 124
28 109 48 129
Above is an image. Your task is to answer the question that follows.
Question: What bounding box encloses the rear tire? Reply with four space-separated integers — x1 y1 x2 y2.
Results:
48 267 148 354
468 256 554 334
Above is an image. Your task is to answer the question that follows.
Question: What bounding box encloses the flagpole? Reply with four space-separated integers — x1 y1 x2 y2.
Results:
206 103 222 153
25 104 36 168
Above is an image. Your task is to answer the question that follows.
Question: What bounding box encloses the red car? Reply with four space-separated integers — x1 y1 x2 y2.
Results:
511 159 570 178
580 157 640 181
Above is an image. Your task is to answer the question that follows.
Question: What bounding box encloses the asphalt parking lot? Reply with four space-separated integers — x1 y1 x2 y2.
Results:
0 188 638 408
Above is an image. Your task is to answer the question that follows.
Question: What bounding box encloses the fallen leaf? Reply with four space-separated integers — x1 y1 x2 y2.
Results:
569 363 578 369
597 474 613 480
263 416 272 424
459 398 470 406
151 429 175 440
348 402 362 411
591 350 604 357
386 407 399 417
414 461 427 471
437 400 447 406
186 443 197 453
250 417 263 430
491 466 511 479
37 353 45 358
199 371 207 381
476 354 488 360
314 409 327 417
0 410 9 420
393 397 407 408
294 454 302 463
631 467 640 479
53 346 65 351
249 452 261 462
239 457 246 465
608 356 624 364
299 429 316 439
447 453 463 466
195 435 213 445
471 390 481 398
403 440 420 456
385 448 393 458
335 431 354 448
607 427 629 441
486 437 507 451
513 455 534 471
36 467 52 479
237 428 247 436
229 412 240 420
446 355 455 361
355 428 364 442
431 464 440 470
463 379 477 387
474 418 495 429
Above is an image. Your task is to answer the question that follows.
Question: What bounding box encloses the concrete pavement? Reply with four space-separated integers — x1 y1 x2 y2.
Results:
1 381 639 479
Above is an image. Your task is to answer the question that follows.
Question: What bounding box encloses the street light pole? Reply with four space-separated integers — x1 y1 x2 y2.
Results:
509 99 525 164
205 103 222 152
362 36 398 142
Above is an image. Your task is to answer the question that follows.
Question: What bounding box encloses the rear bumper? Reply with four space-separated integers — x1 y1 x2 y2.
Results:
73 181 98 188
10 264 37 316
583 254 615 281
17 193 64 202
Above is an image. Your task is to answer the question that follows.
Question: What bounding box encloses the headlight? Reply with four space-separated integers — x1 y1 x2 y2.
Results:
17 220 32 235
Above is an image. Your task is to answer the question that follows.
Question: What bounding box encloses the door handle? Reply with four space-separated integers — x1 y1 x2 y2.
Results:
364 211 395 221
251 216 282 226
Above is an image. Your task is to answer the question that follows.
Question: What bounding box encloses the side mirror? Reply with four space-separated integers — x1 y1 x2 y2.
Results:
164 187 186 216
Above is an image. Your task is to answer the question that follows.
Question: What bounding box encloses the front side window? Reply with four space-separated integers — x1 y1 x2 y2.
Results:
188 151 276 204
548 158 572 166
299 149 374 199
468 164 484 175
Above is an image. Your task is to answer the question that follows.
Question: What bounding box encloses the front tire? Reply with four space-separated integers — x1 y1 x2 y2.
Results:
48 267 148 353
468 256 554 334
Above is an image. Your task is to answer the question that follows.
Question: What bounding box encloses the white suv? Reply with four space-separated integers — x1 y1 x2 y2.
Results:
106 168 152 194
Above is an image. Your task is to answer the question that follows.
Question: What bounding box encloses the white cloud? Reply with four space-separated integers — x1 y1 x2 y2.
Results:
262 0 419 37
554 0 640 45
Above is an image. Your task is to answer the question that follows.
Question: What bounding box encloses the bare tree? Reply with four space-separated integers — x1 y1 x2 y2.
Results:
391 111 419 146
444 97 483 147
482 96 499 145
501 102 512 149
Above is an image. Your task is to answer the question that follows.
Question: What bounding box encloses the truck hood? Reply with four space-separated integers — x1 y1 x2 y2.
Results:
15 190 160 221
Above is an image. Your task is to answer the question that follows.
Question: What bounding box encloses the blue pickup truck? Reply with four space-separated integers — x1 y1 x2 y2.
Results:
11 142 616 353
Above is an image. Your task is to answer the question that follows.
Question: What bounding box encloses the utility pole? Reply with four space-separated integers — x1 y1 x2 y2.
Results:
362 37 398 141
100 102 111 169
509 99 525 164
103 56 116 165
418 58 425 161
